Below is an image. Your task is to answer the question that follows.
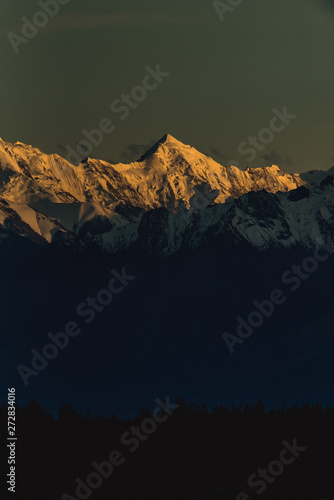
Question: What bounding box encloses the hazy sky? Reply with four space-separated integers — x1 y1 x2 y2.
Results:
0 0 333 172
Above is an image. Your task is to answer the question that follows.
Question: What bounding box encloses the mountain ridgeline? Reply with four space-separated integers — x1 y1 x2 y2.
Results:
1 133 333 255
1 133 334 420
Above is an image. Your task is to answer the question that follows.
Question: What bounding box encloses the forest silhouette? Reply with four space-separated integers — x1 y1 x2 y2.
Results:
1 398 333 499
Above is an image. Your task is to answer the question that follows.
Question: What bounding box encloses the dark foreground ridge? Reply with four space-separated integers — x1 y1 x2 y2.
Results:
0 399 333 499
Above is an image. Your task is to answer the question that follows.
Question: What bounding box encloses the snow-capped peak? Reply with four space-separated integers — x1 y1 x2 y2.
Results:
0 133 331 251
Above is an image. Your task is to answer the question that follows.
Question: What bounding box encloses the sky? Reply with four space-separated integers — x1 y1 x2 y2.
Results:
0 0 333 172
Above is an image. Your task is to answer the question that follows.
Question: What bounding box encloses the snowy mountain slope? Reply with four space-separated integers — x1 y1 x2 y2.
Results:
0 134 304 210
99 181 334 256
0 198 70 243
110 134 305 208
0 133 333 252
300 166 334 186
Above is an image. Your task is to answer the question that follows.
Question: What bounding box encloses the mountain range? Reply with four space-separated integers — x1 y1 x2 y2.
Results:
2 133 334 255
1 133 334 416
